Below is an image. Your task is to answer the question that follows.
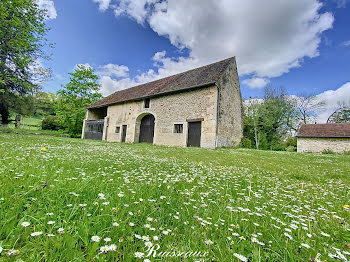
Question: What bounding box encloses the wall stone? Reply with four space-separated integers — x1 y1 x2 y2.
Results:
216 59 243 147
101 86 218 148
297 137 350 153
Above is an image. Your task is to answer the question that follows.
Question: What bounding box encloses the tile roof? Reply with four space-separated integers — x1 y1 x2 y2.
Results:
88 57 235 108
297 123 350 138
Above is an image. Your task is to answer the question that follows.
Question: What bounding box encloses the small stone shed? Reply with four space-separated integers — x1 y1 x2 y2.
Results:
82 57 243 148
296 123 350 153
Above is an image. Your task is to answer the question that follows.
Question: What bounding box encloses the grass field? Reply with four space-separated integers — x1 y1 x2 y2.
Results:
0 133 349 261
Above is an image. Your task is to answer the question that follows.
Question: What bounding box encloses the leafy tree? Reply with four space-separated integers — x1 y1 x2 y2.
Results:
0 0 51 125
243 87 296 150
56 65 102 137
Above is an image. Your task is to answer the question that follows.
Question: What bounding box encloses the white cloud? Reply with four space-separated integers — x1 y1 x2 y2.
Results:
335 0 348 8
35 0 57 19
343 40 350 47
97 64 129 78
93 0 111 12
314 82 350 122
242 78 270 89
108 0 333 82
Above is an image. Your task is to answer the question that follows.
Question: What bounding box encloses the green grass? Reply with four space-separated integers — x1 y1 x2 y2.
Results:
8 116 42 130
0 133 349 261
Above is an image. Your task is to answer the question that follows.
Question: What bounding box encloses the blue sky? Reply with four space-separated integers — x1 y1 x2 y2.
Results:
37 0 350 121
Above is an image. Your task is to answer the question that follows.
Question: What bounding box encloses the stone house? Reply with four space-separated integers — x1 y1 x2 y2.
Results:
297 123 350 153
82 57 243 148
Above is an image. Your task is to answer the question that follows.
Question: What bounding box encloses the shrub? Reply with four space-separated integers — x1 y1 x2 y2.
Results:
285 146 296 152
41 116 61 131
239 137 252 148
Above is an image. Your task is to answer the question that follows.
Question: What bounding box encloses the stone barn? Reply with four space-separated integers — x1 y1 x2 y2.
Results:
82 57 243 148
297 123 350 153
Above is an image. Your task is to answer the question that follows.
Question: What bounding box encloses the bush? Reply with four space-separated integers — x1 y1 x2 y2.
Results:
41 116 61 131
285 146 296 152
239 137 252 148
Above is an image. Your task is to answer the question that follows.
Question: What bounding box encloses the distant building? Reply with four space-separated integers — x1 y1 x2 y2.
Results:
82 57 243 148
297 123 350 153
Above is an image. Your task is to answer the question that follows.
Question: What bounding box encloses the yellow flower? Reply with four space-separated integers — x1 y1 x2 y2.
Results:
41 147 47 151
344 205 349 208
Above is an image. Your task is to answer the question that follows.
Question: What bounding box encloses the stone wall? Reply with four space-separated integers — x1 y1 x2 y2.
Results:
216 58 243 147
100 86 218 148
297 137 350 153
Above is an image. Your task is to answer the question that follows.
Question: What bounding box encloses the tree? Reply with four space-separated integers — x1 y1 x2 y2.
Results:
56 65 102 137
0 0 51 125
327 102 350 123
292 94 325 126
242 87 296 150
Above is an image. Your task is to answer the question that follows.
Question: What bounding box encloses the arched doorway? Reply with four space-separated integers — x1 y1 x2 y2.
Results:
139 114 155 143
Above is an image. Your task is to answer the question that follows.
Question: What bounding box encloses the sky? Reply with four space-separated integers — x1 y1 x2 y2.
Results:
36 0 350 122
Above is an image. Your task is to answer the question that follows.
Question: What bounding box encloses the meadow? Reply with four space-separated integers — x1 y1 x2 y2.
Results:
0 133 349 261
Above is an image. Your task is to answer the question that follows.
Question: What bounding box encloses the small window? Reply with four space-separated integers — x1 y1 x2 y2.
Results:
144 98 150 108
174 124 183 133
115 126 120 133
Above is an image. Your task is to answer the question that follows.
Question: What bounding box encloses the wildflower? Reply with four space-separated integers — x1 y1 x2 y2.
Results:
144 259 151 262
145 241 153 247
0 246 2 254
47 221 55 225
147 217 153 222
109 244 117 251
144 224 151 229
102 202 109 206
233 253 248 262
135 252 144 258
142 236 150 241
104 237 112 242
6 249 19 257
129 222 135 227
30 231 43 237
205 239 214 245
47 234 55 237
284 233 293 240
46 213 54 216
57 228 64 234
320 232 330 237
344 205 349 208
301 243 311 249
21 221 30 227
41 147 47 151
100 245 110 253
113 222 119 227
91 236 101 242
162 231 169 235
153 236 159 241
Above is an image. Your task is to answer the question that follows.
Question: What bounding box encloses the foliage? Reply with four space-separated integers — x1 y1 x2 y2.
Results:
239 137 252 148
31 92 57 117
327 107 350 123
243 87 296 150
0 133 349 261
55 65 102 137
41 115 62 131
0 0 51 124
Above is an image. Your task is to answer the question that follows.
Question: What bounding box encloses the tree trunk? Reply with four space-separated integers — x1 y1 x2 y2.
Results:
0 99 10 126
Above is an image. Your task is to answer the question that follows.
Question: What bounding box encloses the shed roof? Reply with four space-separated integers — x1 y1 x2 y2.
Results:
88 57 235 109
297 123 350 138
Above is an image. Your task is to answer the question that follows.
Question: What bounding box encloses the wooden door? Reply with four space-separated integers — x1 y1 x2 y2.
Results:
139 114 155 143
187 121 201 147
121 125 127 142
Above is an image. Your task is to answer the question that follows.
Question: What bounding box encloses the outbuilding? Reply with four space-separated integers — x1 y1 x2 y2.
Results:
296 123 350 153
82 57 243 148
